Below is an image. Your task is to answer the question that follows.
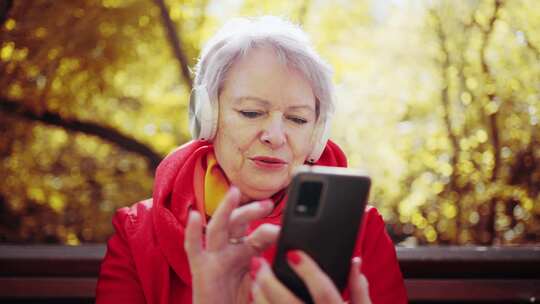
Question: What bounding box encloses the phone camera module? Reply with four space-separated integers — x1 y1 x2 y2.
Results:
295 181 322 217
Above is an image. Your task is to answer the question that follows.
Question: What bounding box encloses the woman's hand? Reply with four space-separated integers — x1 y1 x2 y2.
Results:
251 251 372 304
184 187 280 304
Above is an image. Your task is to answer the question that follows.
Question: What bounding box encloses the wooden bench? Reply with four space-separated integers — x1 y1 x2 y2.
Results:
0 245 538 303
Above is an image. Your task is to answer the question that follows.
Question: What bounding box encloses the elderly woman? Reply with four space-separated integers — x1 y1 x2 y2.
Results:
96 16 407 304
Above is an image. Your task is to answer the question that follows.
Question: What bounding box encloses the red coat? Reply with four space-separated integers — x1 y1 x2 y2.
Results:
96 140 407 303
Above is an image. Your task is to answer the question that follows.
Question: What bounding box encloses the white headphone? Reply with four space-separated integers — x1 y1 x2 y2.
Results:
188 84 331 163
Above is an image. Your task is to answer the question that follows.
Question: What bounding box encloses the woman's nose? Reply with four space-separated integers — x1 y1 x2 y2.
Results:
260 114 286 148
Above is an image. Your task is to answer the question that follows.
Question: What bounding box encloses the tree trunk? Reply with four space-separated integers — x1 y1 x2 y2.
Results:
153 0 193 89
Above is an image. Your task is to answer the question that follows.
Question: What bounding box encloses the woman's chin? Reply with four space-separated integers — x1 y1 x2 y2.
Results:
238 181 286 202
233 167 290 201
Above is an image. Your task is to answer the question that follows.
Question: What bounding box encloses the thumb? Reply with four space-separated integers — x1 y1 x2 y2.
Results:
349 257 372 304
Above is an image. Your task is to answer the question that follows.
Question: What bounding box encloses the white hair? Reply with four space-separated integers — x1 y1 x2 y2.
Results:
193 15 335 121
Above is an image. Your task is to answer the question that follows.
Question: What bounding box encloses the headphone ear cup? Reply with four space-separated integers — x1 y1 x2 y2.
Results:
307 116 331 163
188 89 202 139
188 85 218 141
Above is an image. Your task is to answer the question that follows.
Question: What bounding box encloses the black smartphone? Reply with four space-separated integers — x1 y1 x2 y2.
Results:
272 166 371 303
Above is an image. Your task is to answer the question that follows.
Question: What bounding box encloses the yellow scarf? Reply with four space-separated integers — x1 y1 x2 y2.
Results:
203 152 230 216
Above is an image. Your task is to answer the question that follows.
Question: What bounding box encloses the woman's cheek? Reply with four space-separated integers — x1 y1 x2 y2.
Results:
296 131 314 160
228 128 253 167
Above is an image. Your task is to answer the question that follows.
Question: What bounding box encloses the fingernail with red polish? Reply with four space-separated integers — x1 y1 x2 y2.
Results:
250 257 262 279
286 250 302 266
248 291 253 303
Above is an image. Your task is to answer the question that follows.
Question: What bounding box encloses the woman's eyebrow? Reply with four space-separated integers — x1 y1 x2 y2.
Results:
234 96 271 106
288 105 315 113
234 96 315 112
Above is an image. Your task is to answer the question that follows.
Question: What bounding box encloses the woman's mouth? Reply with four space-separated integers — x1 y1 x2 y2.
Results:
249 156 288 170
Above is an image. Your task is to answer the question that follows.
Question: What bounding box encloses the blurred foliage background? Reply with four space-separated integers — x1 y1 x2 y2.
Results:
0 0 538 246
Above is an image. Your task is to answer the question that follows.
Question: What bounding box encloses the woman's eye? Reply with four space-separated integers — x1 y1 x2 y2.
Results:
288 116 308 125
239 110 262 118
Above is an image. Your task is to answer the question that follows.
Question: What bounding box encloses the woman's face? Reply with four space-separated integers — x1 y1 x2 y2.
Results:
214 47 317 203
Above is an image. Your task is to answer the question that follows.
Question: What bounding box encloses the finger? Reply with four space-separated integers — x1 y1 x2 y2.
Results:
229 199 274 238
251 257 301 304
286 250 343 304
184 211 203 268
349 257 371 304
206 187 241 250
245 224 281 254
252 283 271 304
228 223 249 241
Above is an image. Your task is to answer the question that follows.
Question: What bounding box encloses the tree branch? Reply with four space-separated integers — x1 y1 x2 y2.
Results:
478 0 502 182
473 0 502 245
430 9 463 243
0 98 163 171
153 0 193 89
431 10 460 188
